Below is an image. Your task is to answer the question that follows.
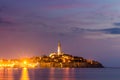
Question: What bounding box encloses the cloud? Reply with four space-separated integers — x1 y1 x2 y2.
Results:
0 4 15 26
70 27 87 33
68 27 120 39
0 0 119 36
0 8 2 12
114 23 120 26
0 17 14 25
0 5 7 11
46 3 95 10
72 27 120 34
85 33 120 39
97 28 120 34
73 28 120 34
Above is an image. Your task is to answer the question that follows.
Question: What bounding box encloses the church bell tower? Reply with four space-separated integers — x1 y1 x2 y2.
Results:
58 41 62 55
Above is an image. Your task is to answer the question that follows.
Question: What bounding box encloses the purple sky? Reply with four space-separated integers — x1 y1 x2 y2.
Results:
1 0 120 67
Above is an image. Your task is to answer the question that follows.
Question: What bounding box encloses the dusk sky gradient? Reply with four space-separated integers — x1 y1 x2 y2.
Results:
1 0 120 67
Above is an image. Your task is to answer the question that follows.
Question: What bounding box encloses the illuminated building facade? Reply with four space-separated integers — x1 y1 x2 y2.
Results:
49 41 63 57
58 41 62 55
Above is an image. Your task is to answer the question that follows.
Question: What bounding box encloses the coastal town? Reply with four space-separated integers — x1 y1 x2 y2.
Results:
0 41 104 68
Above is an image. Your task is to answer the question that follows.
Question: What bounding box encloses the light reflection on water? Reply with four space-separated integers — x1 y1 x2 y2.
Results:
0 68 14 80
20 68 29 80
49 68 55 80
0 68 76 80
64 68 75 80
0 68 120 80
0 68 4 79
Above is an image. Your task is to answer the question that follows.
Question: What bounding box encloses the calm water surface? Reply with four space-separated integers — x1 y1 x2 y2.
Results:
0 68 120 80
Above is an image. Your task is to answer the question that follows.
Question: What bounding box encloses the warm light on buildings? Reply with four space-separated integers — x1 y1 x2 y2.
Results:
0 41 103 68
23 61 27 65
21 60 28 68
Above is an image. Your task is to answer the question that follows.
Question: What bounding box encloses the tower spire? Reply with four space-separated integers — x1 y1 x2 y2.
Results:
58 41 62 55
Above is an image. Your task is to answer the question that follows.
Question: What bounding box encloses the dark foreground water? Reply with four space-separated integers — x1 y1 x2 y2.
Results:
0 68 120 80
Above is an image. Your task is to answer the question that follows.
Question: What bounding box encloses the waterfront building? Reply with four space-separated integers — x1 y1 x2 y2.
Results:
49 41 63 57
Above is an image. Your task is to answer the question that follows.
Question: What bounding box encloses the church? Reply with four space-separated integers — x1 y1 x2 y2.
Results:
40 41 104 68
49 41 64 58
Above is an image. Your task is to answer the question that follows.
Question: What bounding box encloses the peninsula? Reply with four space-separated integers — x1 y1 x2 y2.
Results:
0 41 104 68
36 41 104 68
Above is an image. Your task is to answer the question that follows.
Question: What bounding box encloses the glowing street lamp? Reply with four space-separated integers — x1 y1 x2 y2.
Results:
23 61 27 65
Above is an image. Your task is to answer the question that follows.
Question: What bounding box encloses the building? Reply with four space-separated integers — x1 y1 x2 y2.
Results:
58 41 62 55
49 41 63 57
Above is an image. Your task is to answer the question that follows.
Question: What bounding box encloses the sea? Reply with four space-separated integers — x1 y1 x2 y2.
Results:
0 68 120 80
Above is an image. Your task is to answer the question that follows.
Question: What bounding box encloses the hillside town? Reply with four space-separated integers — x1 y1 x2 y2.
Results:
0 41 104 68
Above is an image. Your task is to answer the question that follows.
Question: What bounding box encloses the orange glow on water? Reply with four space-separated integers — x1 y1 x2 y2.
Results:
20 68 30 80
49 68 55 80
0 68 14 80
7 68 14 80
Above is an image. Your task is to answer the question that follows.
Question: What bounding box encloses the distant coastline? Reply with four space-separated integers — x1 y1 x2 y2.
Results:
0 54 104 68
0 41 104 68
